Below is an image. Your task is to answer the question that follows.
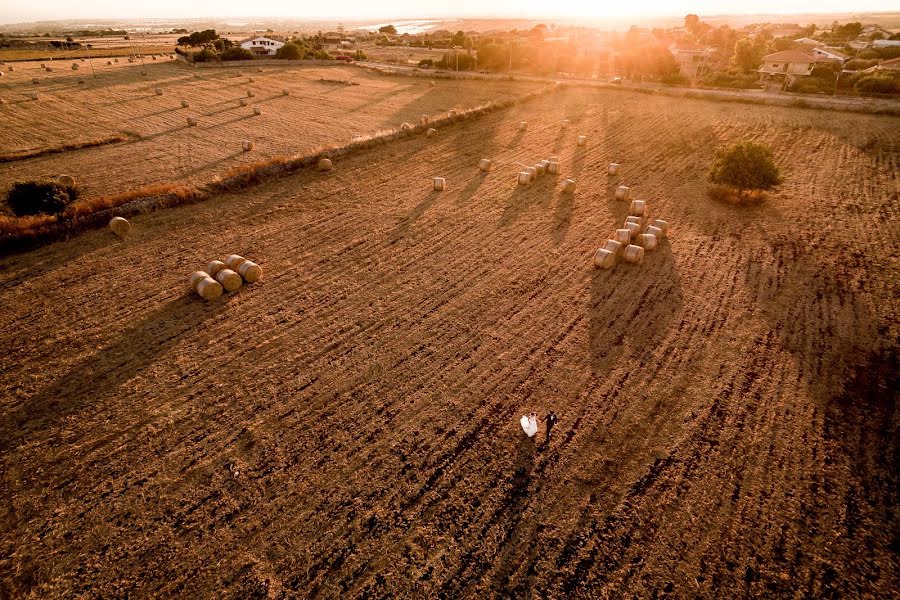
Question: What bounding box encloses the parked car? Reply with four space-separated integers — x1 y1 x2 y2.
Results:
611 77 623 85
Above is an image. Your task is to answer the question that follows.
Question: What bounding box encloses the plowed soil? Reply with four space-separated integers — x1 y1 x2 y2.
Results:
0 87 897 598
0 60 541 199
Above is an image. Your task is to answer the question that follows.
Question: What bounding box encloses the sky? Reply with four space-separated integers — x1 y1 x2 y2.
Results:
1 0 898 25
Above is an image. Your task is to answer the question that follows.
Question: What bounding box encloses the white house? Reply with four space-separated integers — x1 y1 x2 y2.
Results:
872 40 900 49
239 36 284 56
813 47 850 63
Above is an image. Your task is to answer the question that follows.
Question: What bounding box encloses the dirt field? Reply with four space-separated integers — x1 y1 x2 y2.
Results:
0 59 542 200
0 88 897 598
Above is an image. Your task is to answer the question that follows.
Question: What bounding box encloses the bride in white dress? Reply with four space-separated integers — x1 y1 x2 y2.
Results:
520 412 538 438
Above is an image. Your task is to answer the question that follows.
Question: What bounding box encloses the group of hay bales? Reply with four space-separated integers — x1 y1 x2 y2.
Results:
593 189 669 270
190 255 263 300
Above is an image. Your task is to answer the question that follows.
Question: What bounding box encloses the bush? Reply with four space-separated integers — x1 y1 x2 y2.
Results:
7 181 78 216
418 58 433 68
661 72 689 86
353 50 367 61
788 76 833 94
854 74 899 95
220 47 254 61
275 43 303 60
700 70 760 89
191 48 217 63
708 141 782 195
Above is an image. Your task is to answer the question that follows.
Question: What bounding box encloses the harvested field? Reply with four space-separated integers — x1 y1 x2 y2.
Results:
0 88 897 598
0 60 543 202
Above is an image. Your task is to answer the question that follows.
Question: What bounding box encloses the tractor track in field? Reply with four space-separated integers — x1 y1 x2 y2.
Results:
0 86 897 598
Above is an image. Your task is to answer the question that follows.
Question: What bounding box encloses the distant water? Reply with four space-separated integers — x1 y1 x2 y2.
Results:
361 20 442 35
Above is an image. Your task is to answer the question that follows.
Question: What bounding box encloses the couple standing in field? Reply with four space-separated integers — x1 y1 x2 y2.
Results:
520 411 558 443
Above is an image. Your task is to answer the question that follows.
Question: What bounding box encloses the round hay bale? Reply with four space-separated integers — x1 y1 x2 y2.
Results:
152 55 157 60
282 89 289 95
253 107 261 116
518 171 531 186
426 128 437 137
141 71 147 76
107 61 113 66
400 122 412 132
547 161 560 175
636 233 658 250
429 80 435 87
593 248 615 269
195 276 223 301
236 71 243 76
420 114 430 125
562 178 576 193
650 219 668 239
29 92 39 101
433 177 446 191
194 73 199 78
225 255 246 270
623 244 645 265
32 78 39 84
257 67 263 73
181 99 190 108
608 163 620 176
248 76 255 83
603 239 622 255
237 261 262 283
247 90 255 97
207 260 227 277
478 158 492 172
242 140 253 152
548 155 559 163
576 135 587 146
561 119 570 128
624 222 641 239
8 66 14 71
78 78 85 84
318 158 333 172
215 268 243 292
71 63 78 70
109 216 131 236
58 174 76 187
534 163 545 177
448 109 458 119
154 87 162 95
189 271 209 289
519 121 527 131
239 98 248 106
114 59 119 63
525 167 537 180
625 215 643 228
645 225 663 239
615 186 631 201
629 199 648 217
40 63 45 68
187 116 198 126
614 228 631 245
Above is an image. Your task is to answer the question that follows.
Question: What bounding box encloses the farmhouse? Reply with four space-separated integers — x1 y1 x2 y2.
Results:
758 50 821 84
860 56 900 74
239 36 284 56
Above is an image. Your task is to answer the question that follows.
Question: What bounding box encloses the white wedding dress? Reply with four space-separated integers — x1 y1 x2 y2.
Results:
520 414 538 437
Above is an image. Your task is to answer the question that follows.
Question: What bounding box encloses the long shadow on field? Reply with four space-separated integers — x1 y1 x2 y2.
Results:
0 296 221 453
390 190 443 242
552 190 574 244
588 242 682 376
498 182 554 228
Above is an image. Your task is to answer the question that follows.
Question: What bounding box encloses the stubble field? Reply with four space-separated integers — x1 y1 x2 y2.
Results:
0 86 897 598
0 59 542 200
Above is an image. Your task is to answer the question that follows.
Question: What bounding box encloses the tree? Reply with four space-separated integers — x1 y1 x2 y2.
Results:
275 43 304 60
7 181 78 217
451 30 467 47
732 37 766 73
708 141 782 195
854 74 898 95
378 25 397 35
685 14 701 34
220 47 254 61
